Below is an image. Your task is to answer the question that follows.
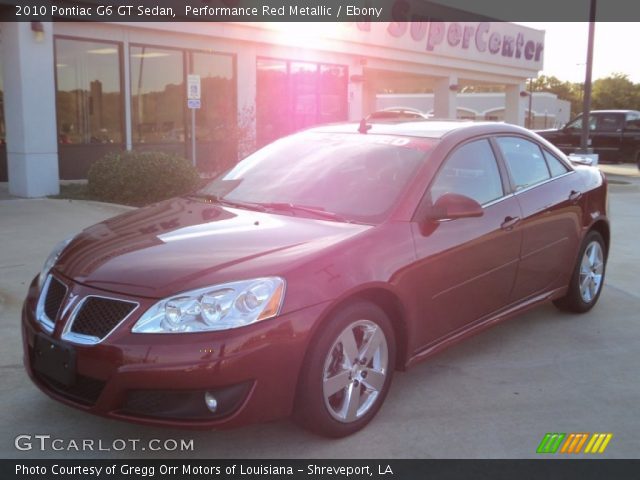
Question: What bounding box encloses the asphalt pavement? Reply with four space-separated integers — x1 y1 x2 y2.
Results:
0 170 638 459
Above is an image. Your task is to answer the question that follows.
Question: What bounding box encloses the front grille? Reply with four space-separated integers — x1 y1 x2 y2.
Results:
70 297 137 339
34 370 105 406
44 277 67 322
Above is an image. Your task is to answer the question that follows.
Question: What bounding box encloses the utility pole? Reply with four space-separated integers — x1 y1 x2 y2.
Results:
579 0 596 153
528 78 533 129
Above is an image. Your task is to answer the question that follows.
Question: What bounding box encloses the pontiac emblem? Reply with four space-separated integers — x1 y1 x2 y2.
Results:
60 293 79 318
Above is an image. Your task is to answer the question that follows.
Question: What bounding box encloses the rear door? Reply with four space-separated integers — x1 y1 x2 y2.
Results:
494 136 582 302
622 112 640 162
591 113 624 162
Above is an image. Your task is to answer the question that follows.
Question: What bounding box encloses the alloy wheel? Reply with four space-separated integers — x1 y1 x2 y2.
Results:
322 320 388 423
579 240 604 303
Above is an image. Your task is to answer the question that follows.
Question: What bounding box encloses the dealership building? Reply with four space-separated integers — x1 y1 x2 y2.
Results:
0 20 544 197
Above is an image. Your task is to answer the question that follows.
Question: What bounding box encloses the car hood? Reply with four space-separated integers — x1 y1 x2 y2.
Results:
55 197 371 298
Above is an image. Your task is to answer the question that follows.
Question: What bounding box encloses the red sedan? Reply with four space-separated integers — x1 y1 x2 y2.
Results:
22 121 609 437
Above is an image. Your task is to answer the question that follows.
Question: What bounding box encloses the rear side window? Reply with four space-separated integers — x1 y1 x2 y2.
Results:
543 150 570 177
431 139 504 205
626 112 640 130
597 114 624 132
496 137 550 190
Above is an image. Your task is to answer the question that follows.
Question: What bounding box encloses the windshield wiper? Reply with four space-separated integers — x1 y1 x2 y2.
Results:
186 193 267 212
187 195 353 223
256 202 353 223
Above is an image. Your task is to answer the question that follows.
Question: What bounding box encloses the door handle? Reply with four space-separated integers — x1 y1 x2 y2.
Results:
501 216 520 230
569 190 583 202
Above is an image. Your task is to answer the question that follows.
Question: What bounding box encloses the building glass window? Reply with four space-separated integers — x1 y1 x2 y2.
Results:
0 60 5 145
0 59 6 182
189 51 236 172
319 64 347 124
291 62 318 132
55 38 123 144
130 46 185 144
190 52 235 142
256 59 289 146
256 58 348 147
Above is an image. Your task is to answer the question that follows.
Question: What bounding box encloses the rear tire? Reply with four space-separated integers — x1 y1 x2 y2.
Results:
554 230 607 313
294 302 396 437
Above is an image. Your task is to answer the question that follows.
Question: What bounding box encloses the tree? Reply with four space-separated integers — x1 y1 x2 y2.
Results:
529 75 583 117
591 73 640 111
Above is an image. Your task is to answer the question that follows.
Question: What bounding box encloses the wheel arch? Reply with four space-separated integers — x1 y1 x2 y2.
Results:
589 219 610 257
348 288 409 371
301 286 410 377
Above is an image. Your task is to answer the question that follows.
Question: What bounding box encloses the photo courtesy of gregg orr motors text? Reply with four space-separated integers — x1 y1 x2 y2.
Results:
14 435 194 452
16 463 390 477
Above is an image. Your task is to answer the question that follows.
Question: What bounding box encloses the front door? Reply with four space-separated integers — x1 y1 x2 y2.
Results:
410 138 522 348
556 113 596 153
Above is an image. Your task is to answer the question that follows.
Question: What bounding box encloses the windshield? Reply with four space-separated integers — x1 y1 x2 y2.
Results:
197 132 435 224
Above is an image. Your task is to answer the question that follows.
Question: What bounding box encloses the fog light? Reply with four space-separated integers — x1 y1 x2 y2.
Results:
204 392 218 413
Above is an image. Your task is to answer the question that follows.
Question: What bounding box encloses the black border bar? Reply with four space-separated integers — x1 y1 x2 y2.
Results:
3 459 640 480
1 0 640 22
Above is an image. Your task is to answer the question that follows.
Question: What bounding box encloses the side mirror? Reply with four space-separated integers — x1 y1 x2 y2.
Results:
427 193 484 221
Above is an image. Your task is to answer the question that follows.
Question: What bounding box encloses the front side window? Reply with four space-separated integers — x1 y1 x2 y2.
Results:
198 133 435 223
130 46 184 144
566 114 596 131
496 136 550 190
55 38 123 144
430 139 504 206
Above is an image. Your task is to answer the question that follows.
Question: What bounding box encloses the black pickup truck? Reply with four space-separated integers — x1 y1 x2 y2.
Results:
536 110 640 164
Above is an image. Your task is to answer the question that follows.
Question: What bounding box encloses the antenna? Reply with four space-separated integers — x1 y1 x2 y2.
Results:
358 118 372 134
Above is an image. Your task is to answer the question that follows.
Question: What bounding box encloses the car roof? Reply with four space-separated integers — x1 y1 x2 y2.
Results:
308 120 529 139
585 110 640 114
378 107 424 113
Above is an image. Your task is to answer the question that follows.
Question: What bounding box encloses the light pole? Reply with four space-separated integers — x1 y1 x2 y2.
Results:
528 79 533 129
579 0 597 154
520 80 534 129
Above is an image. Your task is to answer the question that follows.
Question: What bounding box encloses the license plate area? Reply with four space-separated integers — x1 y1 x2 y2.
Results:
33 333 76 386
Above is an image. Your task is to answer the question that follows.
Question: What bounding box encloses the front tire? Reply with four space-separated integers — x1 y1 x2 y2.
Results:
554 230 607 313
294 302 396 437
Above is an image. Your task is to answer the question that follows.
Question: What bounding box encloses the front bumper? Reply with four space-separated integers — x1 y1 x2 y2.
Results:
22 275 325 429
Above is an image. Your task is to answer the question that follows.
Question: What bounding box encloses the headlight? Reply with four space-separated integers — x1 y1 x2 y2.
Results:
132 277 286 333
38 237 74 290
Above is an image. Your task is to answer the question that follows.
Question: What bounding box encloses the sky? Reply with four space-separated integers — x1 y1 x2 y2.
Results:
518 23 640 83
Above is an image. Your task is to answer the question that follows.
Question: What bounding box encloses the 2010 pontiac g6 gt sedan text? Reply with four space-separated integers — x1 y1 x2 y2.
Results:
22 121 609 437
